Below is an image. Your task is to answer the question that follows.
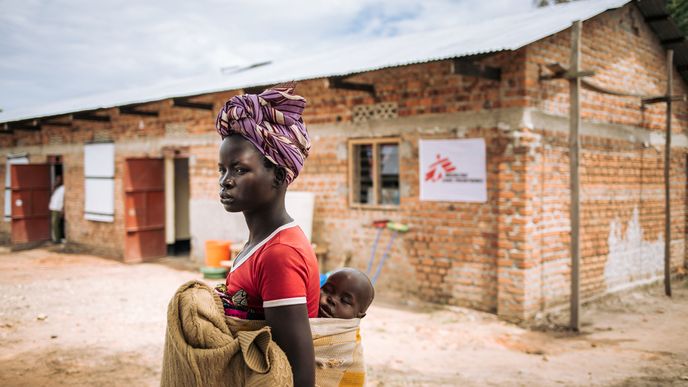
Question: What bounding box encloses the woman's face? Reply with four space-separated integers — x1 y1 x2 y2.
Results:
218 135 277 213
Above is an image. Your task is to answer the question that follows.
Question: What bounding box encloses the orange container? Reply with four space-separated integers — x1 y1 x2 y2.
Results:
205 240 231 268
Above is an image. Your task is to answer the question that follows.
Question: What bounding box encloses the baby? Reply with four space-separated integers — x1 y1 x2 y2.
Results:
318 268 374 319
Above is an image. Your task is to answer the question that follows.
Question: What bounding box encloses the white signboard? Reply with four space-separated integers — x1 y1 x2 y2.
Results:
419 138 487 202
285 191 315 242
84 143 115 222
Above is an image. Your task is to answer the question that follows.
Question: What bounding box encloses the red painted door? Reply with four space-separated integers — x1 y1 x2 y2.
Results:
124 158 165 262
11 164 51 244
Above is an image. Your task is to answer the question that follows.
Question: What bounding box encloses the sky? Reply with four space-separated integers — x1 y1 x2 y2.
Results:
0 0 535 112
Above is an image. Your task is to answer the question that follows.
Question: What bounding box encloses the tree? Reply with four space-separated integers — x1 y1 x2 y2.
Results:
668 0 688 36
535 0 687 37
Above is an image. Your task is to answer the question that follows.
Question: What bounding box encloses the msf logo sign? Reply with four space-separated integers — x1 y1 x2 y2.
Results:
424 154 457 182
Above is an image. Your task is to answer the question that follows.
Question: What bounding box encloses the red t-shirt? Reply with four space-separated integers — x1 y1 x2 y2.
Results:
216 222 319 320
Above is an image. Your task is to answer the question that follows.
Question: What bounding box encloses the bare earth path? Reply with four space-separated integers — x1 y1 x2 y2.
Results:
0 248 686 386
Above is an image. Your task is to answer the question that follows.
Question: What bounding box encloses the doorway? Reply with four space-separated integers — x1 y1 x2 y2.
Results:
47 155 64 242
166 157 190 256
47 155 63 189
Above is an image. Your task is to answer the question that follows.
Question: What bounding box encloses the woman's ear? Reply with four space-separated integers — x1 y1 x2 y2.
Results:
273 166 287 188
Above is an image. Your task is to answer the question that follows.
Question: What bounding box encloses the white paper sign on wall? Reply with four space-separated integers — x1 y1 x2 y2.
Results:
419 138 487 202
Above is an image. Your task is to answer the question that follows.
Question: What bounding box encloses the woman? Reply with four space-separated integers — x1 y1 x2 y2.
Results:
215 85 318 387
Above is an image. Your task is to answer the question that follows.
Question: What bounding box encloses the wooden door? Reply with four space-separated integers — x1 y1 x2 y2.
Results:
124 158 165 262
11 164 51 244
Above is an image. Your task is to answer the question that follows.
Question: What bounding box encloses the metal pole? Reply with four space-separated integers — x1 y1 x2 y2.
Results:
569 20 582 331
664 49 673 297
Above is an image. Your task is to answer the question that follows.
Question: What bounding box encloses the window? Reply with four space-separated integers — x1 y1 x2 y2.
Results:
349 138 400 207
84 143 115 222
4 154 29 221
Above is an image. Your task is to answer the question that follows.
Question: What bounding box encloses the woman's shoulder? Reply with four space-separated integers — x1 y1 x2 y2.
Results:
271 225 312 249
260 227 315 261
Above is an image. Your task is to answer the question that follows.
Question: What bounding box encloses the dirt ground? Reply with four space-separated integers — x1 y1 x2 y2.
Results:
0 248 687 386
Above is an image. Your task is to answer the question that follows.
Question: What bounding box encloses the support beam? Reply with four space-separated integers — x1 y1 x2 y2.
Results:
8 120 41 131
119 106 159 117
73 111 111 122
661 37 686 47
172 98 213 111
538 22 602 331
664 50 673 298
644 14 669 23
453 59 501 81
41 118 72 127
539 63 595 81
0 124 14 135
243 85 269 95
542 22 593 331
41 121 72 127
568 20 584 332
641 95 686 105
328 76 376 98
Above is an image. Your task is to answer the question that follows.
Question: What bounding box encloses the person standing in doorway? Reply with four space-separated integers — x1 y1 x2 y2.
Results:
49 175 65 243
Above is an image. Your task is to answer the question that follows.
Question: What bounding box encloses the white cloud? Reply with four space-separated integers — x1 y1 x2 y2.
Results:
0 0 533 111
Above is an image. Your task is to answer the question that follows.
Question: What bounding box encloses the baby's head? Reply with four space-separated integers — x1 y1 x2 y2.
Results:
319 268 374 319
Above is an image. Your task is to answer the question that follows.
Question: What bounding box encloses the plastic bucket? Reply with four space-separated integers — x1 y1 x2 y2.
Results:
205 240 231 268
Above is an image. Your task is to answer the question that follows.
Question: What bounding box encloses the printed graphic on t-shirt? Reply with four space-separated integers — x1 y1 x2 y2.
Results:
215 284 263 320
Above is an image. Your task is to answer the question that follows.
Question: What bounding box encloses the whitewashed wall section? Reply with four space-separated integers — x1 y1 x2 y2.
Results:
604 207 664 293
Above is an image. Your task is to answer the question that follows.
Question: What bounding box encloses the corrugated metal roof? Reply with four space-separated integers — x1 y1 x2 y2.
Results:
0 0 643 124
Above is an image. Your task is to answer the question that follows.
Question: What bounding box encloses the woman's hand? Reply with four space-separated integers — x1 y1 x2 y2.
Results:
265 304 315 387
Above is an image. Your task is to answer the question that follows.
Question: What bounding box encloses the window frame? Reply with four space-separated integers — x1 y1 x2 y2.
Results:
4 154 29 221
348 137 401 210
84 142 115 222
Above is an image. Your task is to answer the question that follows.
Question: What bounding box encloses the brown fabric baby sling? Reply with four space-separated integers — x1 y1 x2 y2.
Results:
160 280 365 387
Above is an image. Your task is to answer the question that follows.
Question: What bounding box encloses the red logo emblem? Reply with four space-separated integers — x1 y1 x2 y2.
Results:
425 154 456 182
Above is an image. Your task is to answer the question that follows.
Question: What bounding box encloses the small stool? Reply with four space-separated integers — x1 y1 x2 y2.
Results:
200 266 227 279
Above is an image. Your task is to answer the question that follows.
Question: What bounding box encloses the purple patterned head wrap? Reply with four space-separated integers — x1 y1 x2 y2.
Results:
215 85 310 185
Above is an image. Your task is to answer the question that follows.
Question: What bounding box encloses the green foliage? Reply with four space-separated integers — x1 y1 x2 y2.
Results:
668 0 688 36
536 0 687 37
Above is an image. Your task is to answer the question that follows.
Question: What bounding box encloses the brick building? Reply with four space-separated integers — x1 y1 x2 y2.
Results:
1 0 686 320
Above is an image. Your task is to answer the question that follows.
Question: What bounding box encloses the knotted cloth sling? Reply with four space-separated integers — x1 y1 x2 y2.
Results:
160 280 366 387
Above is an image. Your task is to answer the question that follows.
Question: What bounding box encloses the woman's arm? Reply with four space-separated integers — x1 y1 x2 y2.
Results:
265 304 315 387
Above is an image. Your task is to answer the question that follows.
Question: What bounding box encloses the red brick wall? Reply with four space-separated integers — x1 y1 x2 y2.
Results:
0 3 685 320
526 6 688 133
495 125 687 319
0 99 224 257
286 126 507 308
502 5 688 319
273 53 526 304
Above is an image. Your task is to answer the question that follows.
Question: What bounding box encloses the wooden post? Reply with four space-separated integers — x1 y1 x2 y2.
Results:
664 49 673 297
569 20 582 331
638 49 686 297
